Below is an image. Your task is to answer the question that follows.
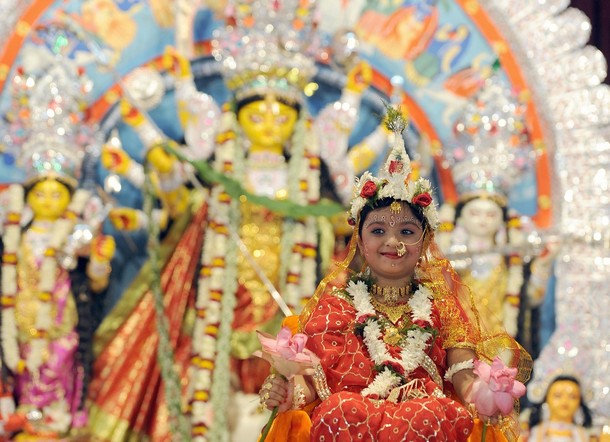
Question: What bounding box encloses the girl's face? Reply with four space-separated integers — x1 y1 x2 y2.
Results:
546 380 582 424
357 202 425 286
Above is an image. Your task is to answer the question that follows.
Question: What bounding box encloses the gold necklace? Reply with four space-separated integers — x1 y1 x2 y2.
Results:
369 295 411 326
371 284 409 305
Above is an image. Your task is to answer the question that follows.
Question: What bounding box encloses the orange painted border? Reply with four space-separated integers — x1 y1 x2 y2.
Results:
0 0 56 92
455 0 552 227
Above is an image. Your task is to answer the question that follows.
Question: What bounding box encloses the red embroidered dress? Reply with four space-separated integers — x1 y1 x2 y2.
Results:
304 289 475 441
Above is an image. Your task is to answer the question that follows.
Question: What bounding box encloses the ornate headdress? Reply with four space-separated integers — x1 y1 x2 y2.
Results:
1 43 94 189
211 0 319 105
348 108 439 230
445 75 533 206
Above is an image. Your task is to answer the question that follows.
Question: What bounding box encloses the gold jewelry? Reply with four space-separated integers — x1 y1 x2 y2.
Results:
369 296 411 325
396 241 406 256
258 373 276 407
259 391 270 405
390 201 402 214
371 284 409 304
261 373 276 391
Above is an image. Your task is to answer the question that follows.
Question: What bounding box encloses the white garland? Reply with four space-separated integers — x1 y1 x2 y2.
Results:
346 279 434 399
190 109 240 441
189 108 323 439
1 185 89 375
1 184 24 372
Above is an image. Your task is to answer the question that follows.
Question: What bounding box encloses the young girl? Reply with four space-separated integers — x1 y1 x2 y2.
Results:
259 113 531 441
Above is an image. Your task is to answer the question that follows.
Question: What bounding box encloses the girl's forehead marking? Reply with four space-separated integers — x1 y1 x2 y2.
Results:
365 213 421 228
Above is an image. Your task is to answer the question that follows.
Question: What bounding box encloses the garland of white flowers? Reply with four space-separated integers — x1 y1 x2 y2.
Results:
278 115 320 311
1 184 89 374
1 184 25 372
346 278 435 399
189 108 240 441
189 106 321 440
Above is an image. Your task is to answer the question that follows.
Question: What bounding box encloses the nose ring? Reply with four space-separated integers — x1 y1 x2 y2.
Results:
396 242 406 257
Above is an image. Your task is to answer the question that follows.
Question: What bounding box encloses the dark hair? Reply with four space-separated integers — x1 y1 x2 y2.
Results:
234 94 302 115
358 198 427 236
528 375 593 429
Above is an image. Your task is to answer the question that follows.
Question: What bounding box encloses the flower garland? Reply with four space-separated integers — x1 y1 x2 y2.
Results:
279 116 320 311
1 184 89 374
190 107 241 441
189 106 322 440
1 184 24 373
346 277 435 399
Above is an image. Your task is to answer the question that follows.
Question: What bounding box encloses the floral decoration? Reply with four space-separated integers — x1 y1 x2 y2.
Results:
255 326 319 442
348 143 439 229
345 275 436 399
470 356 526 418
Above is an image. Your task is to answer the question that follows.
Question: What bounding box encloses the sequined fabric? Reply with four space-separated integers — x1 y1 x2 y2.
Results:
303 293 474 441
88 206 207 442
13 234 85 430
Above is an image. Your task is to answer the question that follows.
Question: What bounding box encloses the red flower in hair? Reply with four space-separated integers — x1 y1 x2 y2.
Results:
360 181 377 198
388 160 403 174
412 192 432 207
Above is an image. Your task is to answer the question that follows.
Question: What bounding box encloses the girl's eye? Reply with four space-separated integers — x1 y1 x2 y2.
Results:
401 229 414 235
371 228 384 235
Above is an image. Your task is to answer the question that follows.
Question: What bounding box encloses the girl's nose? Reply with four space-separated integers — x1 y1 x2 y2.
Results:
386 235 400 246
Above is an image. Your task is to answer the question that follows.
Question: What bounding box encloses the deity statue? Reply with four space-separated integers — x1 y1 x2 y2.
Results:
87 1 392 440
437 75 556 340
0 47 115 439
527 375 592 442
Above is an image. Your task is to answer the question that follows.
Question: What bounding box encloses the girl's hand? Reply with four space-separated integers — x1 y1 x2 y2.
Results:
259 374 292 412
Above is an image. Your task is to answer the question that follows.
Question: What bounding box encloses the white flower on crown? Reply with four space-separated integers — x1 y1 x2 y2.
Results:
348 135 439 230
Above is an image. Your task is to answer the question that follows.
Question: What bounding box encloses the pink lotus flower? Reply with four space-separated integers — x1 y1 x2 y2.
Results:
255 327 319 379
255 327 320 442
470 356 526 418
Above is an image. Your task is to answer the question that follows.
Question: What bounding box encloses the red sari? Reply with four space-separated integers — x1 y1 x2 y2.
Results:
303 293 474 441
87 204 207 441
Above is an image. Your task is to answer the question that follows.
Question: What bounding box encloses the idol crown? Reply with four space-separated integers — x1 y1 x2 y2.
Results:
446 75 533 205
212 0 319 104
1 44 94 189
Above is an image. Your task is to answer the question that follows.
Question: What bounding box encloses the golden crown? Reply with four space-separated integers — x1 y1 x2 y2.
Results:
211 0 319 105
1 42 94 189
446 75 533 206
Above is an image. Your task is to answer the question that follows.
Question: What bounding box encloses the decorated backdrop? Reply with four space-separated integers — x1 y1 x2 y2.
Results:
1 0 609 428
